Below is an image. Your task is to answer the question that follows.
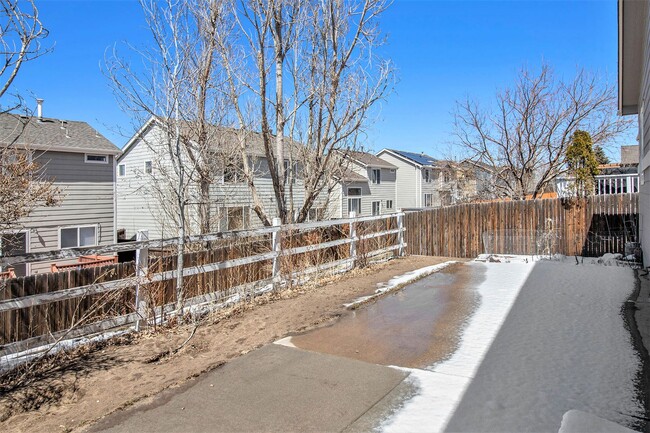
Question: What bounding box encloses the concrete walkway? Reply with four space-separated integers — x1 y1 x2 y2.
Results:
90 344 408 433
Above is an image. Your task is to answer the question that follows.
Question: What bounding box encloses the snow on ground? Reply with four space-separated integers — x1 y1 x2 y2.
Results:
444 261 643 432
558 410 637 433
381 260 534 433
381 259 644 433
343 261 457 308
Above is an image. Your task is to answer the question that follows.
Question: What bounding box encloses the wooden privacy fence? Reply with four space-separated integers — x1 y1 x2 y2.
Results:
0 212 405 360
404 194 639 259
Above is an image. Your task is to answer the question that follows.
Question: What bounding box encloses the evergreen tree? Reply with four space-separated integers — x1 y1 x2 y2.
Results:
566 130 600 197
593 145 610 165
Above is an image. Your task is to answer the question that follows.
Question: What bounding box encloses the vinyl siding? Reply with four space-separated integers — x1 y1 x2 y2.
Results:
117 123 334 238
18 151 116 274
376 151 419 209
639 3 650 264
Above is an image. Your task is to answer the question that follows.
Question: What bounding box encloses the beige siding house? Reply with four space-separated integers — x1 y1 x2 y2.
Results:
328 151 398 218
619 0 650 263
0 111 121 275
116 118 331 239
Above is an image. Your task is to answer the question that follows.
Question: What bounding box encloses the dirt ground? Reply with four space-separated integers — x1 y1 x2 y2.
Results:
0 256 455 433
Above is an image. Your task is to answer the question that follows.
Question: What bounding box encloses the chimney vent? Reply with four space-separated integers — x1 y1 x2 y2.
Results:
36 99 43 120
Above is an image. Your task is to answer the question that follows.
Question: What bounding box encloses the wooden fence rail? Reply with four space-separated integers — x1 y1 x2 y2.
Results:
0 212 405 357
404 194 639 259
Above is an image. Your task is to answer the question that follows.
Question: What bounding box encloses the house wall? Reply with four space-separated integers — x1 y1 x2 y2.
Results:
116 123 334 239
639 2 650 264
349 163 397 215
376 151 419 209
22 150 116 274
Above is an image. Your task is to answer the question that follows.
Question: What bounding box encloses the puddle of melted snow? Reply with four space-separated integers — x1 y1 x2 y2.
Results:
289 262 485 369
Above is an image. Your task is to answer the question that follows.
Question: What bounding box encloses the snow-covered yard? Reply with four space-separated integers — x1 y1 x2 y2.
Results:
382 258 644 432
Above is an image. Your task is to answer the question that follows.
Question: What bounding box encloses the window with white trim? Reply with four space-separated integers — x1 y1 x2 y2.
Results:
347 187 362 215
372 200 381 216
424 169 431 183
60 226 97 248
424 193 433 207
118 164 125 177
371 169 381 184
144 160 153 174
85 154 108 164
386 199 393 210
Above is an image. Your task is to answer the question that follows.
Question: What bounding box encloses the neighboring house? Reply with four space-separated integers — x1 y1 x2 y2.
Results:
618 0 649 262
328 151 398 218
555 145 640 197
0 106 121 275
376 149 483 209
116 117 332 239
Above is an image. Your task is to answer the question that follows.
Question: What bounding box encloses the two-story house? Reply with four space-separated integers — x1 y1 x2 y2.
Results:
328 151 398 217
0 107 121 275
618 0 650 263
116 117 333 239
376 149 487 208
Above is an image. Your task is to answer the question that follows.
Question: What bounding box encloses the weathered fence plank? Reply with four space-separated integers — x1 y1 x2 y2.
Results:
404 194 639 258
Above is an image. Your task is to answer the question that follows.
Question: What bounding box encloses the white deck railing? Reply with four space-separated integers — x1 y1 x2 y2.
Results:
556 173 639 197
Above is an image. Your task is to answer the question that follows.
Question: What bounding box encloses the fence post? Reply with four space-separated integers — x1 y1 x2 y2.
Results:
134 229 149 332
272 217 282 289
349 211 357 268
397 209 405 257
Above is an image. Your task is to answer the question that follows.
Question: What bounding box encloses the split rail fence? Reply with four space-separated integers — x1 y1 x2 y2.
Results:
403 193 639 259
0 212 405 361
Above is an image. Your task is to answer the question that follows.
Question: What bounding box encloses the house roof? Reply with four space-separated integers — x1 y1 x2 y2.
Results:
618 0 647 115
0 113 120 155
345 150 397 169
120 116 305 161
380 148 438 167
337 168 368 182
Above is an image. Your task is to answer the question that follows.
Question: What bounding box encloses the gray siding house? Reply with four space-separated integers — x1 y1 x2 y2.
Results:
0 110 121 275
116 117 332 239
328 151 398 218
377 149 486 209
619 0 650 263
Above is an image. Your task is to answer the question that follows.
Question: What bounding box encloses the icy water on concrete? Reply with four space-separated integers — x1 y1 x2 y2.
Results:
290 263 484 368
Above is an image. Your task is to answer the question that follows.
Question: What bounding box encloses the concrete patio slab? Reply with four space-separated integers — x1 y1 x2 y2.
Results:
89 344 408 433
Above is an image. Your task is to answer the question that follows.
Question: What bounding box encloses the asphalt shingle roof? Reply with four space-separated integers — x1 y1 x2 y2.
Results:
0 114 120 154
346 150 397 169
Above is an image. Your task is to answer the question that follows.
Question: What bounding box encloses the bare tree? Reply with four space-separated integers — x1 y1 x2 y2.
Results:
0 0 50 111
453 65 631 200
221 0 394 224
0 0 57 233
107 0 236 311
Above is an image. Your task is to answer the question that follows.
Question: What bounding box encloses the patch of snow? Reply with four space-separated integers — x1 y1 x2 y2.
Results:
274 336 296 348
558 410 638 433
343 261 457 308
381 261 533 432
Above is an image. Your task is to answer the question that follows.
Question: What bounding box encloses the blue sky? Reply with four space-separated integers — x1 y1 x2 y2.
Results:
10 0 628 159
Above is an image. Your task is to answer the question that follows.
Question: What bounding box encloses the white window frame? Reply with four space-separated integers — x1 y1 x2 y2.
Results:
372 200 381 216
347 187 362 196
84 154 109 164
58 224 98 249
348 198 362 215
386 199 393 210
118 164 126 177
0 229 30 276
371 168 381 184
424 193 433 207
424 169 431 183
144 160 153 174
